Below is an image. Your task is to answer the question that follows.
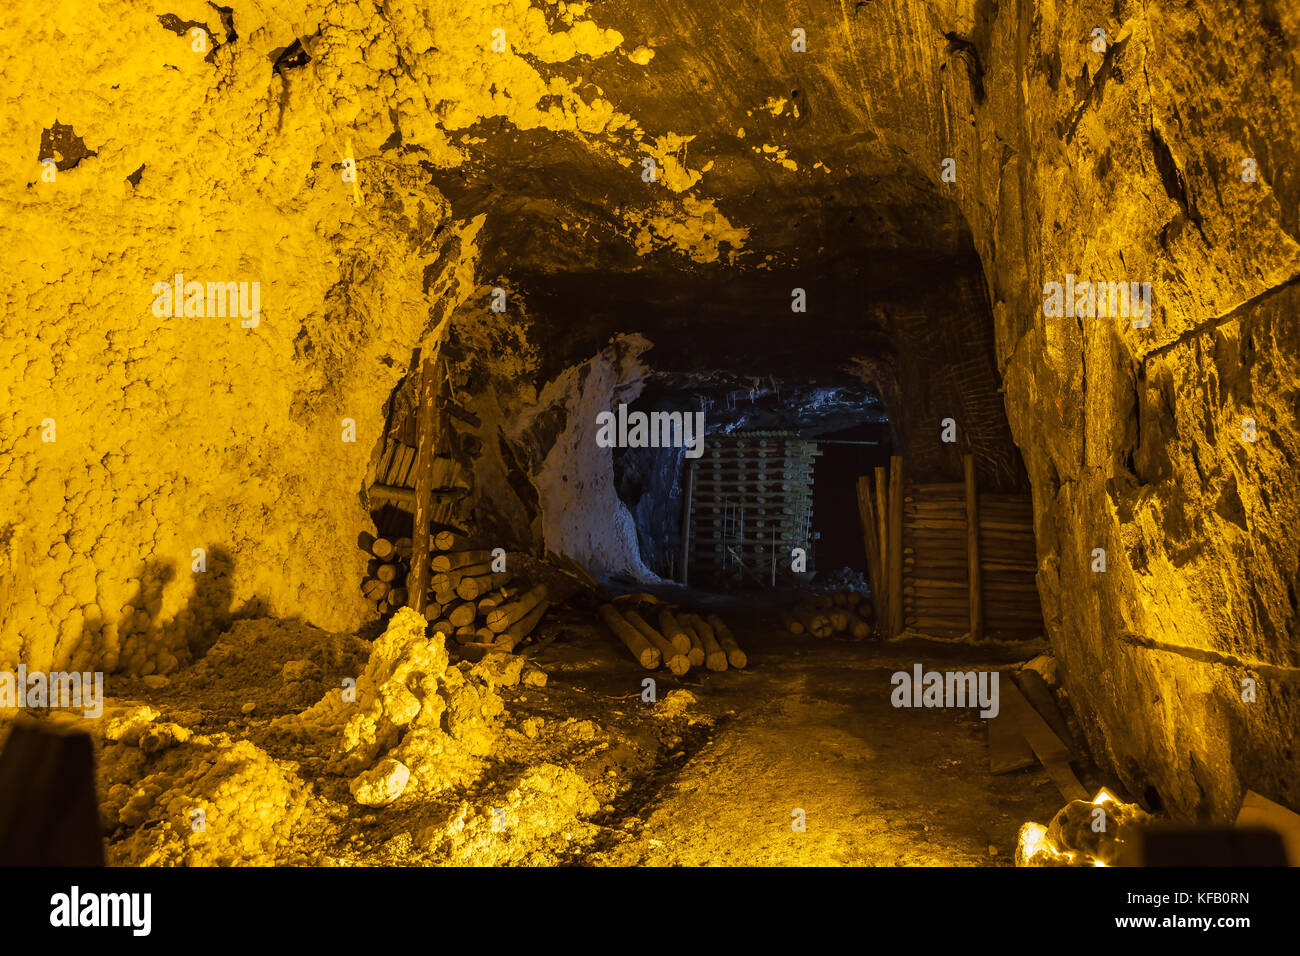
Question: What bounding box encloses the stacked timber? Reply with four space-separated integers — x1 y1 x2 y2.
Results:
901 478 1042 639
360 535 411 617
781 590 873 640
360 356 559 652
367 354 482 566
600 598 747 674
976 495 1041 638
422 545 550 653
686 431 821 588
901 481 966 638
360 533 552 651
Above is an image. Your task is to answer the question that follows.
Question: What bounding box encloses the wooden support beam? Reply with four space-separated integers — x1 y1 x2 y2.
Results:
888 455 904 637
406 355 442 616
874 465 889 621
679 462 694 586
964 453 983 642
371 483 468 506
856 475 883 614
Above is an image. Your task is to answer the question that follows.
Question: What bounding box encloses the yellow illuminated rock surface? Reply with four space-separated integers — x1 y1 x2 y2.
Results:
2 0 1299 865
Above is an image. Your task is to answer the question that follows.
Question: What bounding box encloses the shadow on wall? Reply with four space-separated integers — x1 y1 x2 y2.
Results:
71 545 281 678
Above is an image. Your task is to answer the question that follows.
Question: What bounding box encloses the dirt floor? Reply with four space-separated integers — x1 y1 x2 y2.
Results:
7 591 1072 866
532 597 1066 866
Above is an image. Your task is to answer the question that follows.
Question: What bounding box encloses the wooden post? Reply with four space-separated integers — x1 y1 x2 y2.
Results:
407 355 439 615
679 461 694 586
888 455 904 637
856 475 883 612
874 465 889 627
963 453 983 642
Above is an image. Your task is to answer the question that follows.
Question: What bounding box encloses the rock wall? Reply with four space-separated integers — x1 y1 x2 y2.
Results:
852 0 1300 817
0 1 479 675
509 335 660 582
5 0 1297 822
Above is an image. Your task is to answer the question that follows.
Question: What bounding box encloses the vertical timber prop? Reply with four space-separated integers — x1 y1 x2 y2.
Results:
874 464 889 630
963 453 984 642
679 460 694 586
888 455 904 637
407 354 442 616
856 475 884 617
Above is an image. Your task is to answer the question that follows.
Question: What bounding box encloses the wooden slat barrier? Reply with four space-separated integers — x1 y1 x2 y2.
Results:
963 453 983 641
855 458 1043 640
685 431 819 587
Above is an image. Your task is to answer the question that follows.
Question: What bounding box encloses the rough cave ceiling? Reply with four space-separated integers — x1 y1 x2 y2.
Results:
404 0 984 378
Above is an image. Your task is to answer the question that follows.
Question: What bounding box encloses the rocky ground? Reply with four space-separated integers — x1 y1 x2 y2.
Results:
4 600 1071 866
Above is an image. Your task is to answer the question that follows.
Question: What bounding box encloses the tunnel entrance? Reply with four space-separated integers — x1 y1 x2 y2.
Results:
356 163 1047 638
610 393 892 591
334 144 1067 869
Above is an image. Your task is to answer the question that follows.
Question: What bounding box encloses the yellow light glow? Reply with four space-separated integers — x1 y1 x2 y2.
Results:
1019 822 1048 858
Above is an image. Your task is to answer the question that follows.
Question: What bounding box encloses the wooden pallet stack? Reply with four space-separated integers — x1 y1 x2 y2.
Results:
974 493 1041 638
902 480 975 638
684 431 820 587
858 454 1044 640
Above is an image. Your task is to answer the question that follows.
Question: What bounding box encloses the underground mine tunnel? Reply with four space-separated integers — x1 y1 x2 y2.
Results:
2 0 1300 882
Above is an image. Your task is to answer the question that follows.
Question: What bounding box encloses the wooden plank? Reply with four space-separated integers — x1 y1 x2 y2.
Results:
406 356 440 615
1235 790 1300 865
988 711 1038 774
393 445 410 485
680 461 694 586
888 455 904 638
874 465 889 620
856 475 883 611
1000 679 1087 802
964 454 983 642
376 442 397 485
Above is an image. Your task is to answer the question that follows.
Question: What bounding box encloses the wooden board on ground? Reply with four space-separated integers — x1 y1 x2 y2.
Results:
988 711 1037 774
1235 790 1300 866
999 679 1088 802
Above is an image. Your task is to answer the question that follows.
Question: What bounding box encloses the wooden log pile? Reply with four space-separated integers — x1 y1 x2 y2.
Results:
429 574 551 653
359 352 558 652
360 534 414 617
600 598 747 674
359 533 552 653
780 590 873 640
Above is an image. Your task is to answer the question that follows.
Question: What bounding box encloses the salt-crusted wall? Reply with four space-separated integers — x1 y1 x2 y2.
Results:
509 335 660 582
0 1 480 675
4 0 1297 822
851 0 1300 818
